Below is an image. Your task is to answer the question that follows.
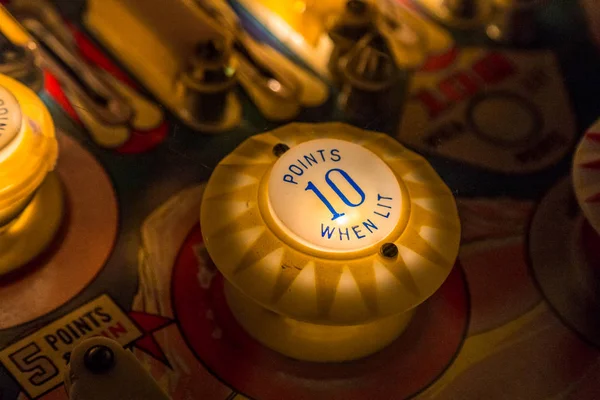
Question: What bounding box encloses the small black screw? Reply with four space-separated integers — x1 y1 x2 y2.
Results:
273 143 290 157
347 0 367 15
380 243 398 258
84 345 115 374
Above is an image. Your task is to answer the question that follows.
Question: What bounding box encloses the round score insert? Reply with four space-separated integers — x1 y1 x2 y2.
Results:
202 122 460 328
0 85 23 151
268 139 402 252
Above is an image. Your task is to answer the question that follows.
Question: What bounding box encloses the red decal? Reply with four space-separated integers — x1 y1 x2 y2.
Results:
69 23 136 88
129 311 173 332
134 335 171 366
421 47 459 72
108 322 128 338
415 51 517 119
117 123 169 154
439 70 479 103
472 52 517 84
128 311 173 366
581 159 600 169
586 132 600 142
44 71 80 122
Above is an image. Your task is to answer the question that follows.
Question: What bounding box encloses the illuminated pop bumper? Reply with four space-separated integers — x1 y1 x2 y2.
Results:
201 123 460 362
0 74 62 275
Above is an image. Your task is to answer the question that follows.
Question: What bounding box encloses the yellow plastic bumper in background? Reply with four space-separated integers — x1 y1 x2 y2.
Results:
0 74 62 275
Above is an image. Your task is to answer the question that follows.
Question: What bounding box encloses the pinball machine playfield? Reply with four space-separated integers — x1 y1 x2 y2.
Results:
1 0 600 399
